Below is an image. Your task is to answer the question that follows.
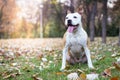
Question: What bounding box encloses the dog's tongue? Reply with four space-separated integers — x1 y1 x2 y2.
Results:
67 26 76 33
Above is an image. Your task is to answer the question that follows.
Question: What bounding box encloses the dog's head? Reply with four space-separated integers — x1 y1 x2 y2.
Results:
65 12 82 33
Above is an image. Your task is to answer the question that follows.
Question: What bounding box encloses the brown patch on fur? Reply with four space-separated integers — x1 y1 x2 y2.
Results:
87 39 90 48
63 32 67 46
77 5 84 15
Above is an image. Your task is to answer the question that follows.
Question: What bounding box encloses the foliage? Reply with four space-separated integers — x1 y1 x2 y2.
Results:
0 0 18 38
0 0 120 38
44 21 65 38
107 24 119 36
43 1 65 38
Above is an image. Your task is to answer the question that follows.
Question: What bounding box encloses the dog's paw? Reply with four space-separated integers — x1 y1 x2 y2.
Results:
60 67 65 71
60 68 64 71
89 66 95 70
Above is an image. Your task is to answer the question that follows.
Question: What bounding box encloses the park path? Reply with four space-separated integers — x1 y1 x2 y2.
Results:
0 38 63 50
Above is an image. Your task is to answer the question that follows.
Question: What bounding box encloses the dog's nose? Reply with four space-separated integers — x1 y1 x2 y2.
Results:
68 19 72 26
68 20 72 24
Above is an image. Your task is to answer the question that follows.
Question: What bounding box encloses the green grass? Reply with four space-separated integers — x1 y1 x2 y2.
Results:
0 38 120 80
0 51 120 80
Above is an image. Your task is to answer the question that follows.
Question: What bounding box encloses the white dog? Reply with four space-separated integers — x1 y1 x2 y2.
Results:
60 12 94 71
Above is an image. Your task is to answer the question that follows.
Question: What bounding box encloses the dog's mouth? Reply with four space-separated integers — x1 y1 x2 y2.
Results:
67 24 79 33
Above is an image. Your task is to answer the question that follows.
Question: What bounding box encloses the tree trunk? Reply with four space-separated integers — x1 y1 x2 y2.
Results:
85 2 90 35
89 1 97 41
119 23 120 46
101 0 108 43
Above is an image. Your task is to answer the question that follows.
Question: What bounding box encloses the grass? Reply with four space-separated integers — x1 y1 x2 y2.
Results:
0 38 120 80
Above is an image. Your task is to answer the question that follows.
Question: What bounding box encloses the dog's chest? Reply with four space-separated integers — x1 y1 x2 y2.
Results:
67 33 83 57
67 33 82 46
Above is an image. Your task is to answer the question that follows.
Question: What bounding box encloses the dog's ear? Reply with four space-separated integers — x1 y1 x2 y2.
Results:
67 10 71 14
77 5 84 15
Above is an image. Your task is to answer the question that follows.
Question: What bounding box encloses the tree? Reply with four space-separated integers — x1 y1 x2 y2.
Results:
89 0 97 41
0 0 18 38
113 0 120 46
101 0 108 43
118 22 120 46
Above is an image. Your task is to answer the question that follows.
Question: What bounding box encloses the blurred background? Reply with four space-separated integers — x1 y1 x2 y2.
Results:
0 0 119 41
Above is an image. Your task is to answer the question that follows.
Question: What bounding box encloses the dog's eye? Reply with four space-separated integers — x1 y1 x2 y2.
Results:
73 16 77 18
66 17 68 19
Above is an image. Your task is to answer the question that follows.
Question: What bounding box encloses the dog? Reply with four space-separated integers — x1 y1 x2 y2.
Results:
60 12 94 71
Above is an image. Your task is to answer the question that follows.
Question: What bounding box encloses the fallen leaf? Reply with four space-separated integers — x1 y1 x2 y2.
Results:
56 72 66 75
65 65 71 70
77 69 85 73
113 62 120 71
3 74 11 79
0 48 4 55
110 77 119 80
91 55 96 59
79 73 86 80
32 73 43 80
3 72 20 79
102 68 111 77
111 53 120 58
97 55 106 61
33 77 43 80
4 51 14 58
36 53 43 59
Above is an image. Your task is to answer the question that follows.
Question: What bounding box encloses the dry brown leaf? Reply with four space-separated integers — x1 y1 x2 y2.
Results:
102 68 111 77
77 69 85 73
36 53 43 59
113 62 120 71
3 74 11 79
56 72 66 75
32 73 43 80
110 77 119 80
111 53 120 58
33 77 43 80
65 65 71 70
98 56 106 61
3 72 20 79
91 55 96 59
79 73 86 80
0 48 4 55
15 51 21 57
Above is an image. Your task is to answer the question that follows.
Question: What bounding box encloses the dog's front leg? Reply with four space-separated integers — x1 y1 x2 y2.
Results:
84 46 94 69
60 47 68 71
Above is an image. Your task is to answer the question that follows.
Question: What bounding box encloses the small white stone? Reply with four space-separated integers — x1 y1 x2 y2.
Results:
67 72 79 80
42 58 48 62
49 61 53 63
11 63 18 66
39 66 43 71
40 62 44 66
86 73 99 80
117 58 120 62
